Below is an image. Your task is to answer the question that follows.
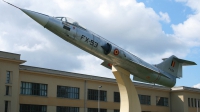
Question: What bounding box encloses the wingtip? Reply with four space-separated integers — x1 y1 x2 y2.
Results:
3 0 21 9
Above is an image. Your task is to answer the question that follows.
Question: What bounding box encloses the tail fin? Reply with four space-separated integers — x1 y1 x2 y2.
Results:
156 55 196 78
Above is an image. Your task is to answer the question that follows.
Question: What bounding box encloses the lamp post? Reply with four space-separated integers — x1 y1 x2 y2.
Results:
197 99 198 112
98 86 102 112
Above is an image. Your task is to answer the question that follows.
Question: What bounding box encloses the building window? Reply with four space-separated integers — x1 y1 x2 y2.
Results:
5 86 10 95
191 98 193 107
188 98 190 107
156 96 168 106
21 82 47 96
114 109 120 112
20 104 47 112
57 106 79 112
195 99 197 107
114 92 120 102
57 86 79 99
6 71 11 83
5 101 8 112
138 94 151 105
88 108 107 112
198 99 200 108
88 89 107 101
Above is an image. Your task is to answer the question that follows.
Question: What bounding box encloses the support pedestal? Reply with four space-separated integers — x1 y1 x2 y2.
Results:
112 66 141 112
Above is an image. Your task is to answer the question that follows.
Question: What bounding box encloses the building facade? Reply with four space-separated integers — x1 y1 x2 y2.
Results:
0 51 200 112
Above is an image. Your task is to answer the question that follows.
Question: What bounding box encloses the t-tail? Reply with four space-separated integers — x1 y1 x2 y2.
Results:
157 55 197 78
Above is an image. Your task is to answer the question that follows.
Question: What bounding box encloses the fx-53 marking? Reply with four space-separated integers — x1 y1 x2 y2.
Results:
80 35 98 48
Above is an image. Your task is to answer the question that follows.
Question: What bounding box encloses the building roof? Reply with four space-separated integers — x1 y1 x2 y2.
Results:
171 86 200 93
0 51 26 64
19 65 171 91
0 51 20 60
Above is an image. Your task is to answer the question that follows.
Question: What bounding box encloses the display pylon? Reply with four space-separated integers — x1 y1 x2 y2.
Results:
112 66 141 112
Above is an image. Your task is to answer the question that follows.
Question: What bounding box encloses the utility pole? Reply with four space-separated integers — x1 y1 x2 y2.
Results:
98 86 102 112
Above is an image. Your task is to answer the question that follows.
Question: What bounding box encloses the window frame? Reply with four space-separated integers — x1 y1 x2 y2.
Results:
20 82 47 96
20 104 47 112
5 101 8 112
188 98 190 107
6 71 11 84
5 86 9 95
56 106 79 112
57 86 80 99
114 92 120 102
191 98 193 107
156 96 169 107
88 108 107 112
138 94 151 105
114 109 120 112
88 89 107 101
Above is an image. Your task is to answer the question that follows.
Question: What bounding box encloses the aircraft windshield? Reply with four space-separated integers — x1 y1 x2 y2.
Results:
55 17 80 26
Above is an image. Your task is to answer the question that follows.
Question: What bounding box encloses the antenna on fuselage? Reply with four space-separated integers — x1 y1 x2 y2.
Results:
3 0 21 9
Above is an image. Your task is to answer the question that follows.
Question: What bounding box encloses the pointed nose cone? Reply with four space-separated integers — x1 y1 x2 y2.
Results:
21 9 49 26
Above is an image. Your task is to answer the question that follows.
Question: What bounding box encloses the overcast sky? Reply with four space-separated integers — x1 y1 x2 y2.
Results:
0 0 200 88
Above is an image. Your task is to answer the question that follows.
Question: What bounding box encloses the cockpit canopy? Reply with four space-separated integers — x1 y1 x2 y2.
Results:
55 17 80 26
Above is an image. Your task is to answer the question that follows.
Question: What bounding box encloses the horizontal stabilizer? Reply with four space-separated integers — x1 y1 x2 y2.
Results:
101 61 112 69
174 58 197 66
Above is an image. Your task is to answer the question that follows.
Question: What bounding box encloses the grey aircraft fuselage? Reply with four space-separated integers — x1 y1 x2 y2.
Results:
47 17 176 87
4 1 196 87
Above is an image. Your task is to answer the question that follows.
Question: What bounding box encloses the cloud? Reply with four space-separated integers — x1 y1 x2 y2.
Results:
159 12 171 23
71 55 113 78
175 0 200 12
172 0 200 47
0 0 199 78
172 14 200 46
193 83 200 89
175 0 187 2
186 0 200 12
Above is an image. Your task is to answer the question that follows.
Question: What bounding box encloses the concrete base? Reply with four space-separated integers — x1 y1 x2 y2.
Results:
112 66 141 112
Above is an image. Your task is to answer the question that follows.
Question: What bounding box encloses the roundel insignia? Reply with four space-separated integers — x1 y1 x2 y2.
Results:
108 63 112 67
114 49 119 55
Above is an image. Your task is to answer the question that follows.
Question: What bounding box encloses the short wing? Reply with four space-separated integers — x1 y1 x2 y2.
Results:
101 61 112 69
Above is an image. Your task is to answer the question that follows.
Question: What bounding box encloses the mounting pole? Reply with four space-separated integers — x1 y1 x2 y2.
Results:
112 66 141 112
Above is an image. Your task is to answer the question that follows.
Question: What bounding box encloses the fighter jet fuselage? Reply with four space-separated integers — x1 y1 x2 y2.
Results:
5 2 196 87
47 16 177 87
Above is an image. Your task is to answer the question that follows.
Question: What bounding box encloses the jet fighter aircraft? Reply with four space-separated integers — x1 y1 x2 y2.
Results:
4 1 196 87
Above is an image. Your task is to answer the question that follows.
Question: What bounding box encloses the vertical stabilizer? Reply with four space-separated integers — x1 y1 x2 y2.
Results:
157 55 196 78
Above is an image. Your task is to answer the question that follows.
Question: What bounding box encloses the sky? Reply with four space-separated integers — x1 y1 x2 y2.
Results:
0 0 200 88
